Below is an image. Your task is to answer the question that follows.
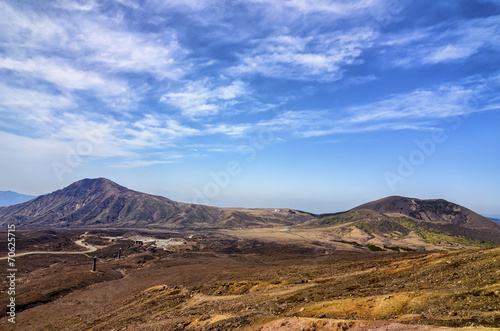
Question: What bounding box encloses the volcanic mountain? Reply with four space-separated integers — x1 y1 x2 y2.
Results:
0 178 310 229
353 195 499 229
314 196 500 249
1 179 499 249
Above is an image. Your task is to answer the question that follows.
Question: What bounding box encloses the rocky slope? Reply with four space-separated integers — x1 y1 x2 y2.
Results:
0 178 310 229
1 179 499 249
313 196 500 249
353 196 500 230
3 237 499 330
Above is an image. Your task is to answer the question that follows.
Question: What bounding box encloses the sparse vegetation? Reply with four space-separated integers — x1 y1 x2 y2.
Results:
366 244 385 251
321 211 358 225
2 179 500 330
383 245 401 251
390 217 494 248
3 230 499 330
354 219 411 236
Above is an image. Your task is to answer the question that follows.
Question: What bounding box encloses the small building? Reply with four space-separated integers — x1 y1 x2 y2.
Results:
133 237 155 245
155 238 186 249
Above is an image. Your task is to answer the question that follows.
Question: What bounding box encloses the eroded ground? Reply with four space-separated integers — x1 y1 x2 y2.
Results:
0 230 499 330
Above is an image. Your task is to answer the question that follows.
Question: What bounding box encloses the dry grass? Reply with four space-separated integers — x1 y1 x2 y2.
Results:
1 231 499 330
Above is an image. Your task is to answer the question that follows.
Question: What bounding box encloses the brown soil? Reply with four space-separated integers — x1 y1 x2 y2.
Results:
0 230 499 330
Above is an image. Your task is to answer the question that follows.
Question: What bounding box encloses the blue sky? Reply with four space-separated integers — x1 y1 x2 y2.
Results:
1 0 499 214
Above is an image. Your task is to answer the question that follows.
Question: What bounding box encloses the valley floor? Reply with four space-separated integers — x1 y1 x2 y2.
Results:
0 230 499 330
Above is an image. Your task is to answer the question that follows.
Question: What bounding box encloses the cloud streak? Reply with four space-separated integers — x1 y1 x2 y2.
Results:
231 28 378 81
0 57 127 94
257 77 496 138
380 15 500 67
160 80 247 117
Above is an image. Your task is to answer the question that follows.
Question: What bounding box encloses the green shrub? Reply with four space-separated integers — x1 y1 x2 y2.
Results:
366 244 384 251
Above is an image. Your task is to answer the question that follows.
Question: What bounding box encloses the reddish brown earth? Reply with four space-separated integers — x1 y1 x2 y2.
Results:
0 230 499 330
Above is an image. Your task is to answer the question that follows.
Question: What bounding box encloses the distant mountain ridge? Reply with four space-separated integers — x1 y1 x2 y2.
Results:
0 190 36 207
0 178 309 229
0 178 499 250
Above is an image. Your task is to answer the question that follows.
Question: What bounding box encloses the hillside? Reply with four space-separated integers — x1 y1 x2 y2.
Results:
1 230 499 330
488 217 500 224
310 196 500 250
0 180 498 251
353 196 500 230
0 178 310 229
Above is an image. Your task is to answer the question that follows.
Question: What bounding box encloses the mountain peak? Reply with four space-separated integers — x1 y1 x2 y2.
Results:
1 179 499 247
353 195 500 231
0 178 313 229
70 177 122 188
56 177 128 198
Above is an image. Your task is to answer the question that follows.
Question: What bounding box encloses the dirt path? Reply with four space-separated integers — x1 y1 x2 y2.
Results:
74 239 99 252
0 239 99 260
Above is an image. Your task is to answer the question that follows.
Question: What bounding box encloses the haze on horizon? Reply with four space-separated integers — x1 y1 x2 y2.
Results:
0 0 499 215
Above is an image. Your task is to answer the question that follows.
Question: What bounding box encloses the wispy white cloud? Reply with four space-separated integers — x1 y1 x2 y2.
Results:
344 75 378 86
57 0 98 12
347 86 474 123
256 110 330 138
146 0 211 11
0 0 188 110
110 159 176 169
381 15 500 67
0 83 74 112
423 45 478 64
132 115 200 139
120 115 201 149
0 130 66 156
300 122 433 137
281 0 380 14
0 1 63 45
16 0 186 78
78 20 186 80
247 0 386 17
0 83 76 133
1 0 498 175
205 124 252 136
231 28 377 81
0 57 127 95
257 78 494 138
160 80 247 117
259 110 328 129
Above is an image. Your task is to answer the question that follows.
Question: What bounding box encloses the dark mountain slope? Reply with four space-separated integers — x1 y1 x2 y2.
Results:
353 195 500 230
0 178 225 228
0 178 309 229
314 196 500 248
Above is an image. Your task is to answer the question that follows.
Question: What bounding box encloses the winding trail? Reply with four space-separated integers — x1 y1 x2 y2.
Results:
0 239 100 260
